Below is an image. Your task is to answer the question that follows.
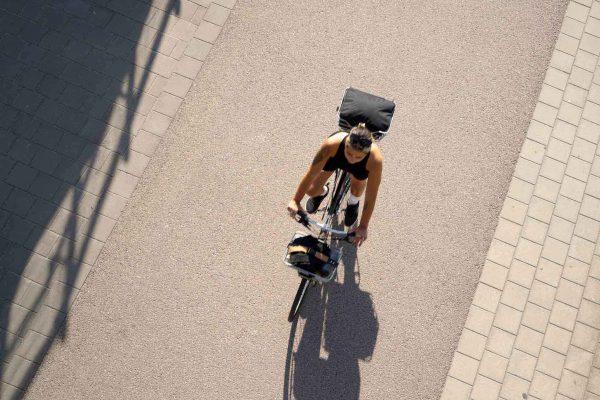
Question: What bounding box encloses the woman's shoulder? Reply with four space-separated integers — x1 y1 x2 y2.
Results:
327 131 348 142
370 142 382 158
367 143 383 170
323 131 347 148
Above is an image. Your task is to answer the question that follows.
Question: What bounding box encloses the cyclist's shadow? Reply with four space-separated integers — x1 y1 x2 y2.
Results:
283 230 379 400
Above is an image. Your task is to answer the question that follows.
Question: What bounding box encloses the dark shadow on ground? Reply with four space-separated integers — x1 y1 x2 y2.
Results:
0 0 180 397
283 221 379 400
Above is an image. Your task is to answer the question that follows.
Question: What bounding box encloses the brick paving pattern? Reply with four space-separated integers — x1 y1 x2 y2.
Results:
441 1 600 399
0 0 235 398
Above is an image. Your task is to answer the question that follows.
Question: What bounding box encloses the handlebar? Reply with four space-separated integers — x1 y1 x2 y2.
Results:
294 211 355 241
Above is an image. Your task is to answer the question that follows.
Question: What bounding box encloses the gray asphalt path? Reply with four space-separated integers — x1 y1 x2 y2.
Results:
27 1 566 399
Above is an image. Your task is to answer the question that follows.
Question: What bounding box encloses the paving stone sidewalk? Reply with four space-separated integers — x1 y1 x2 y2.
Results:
0 0 236 398
441 1 600 399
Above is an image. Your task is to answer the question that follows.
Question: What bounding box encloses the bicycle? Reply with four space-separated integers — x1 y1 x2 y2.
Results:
284 87 395 322
285 173 353 322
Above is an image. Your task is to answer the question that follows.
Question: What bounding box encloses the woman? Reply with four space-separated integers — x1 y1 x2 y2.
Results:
287 123 383 247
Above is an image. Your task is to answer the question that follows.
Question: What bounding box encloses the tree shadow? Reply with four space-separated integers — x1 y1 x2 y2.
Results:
283 223 379 400
0 0 181 397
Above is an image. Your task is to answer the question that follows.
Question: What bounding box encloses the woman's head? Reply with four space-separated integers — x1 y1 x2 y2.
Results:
344 123 372 164
348 123 373 153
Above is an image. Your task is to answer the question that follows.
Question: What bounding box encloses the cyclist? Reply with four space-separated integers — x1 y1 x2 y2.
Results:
287 123 383 247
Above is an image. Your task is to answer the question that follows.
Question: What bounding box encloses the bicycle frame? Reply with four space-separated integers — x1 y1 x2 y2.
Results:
319 169 351 240
285 167 353 277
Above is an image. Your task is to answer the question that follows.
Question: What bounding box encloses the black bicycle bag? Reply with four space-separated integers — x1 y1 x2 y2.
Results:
338 87 395 138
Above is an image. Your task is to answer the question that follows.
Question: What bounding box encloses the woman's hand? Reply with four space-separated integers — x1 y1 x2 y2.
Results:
287 199 303 219
351 224 368 247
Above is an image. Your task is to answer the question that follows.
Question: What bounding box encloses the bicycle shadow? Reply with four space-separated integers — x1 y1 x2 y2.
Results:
283 224 379 400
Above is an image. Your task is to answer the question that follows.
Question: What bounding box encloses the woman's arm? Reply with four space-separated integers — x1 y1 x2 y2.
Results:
292 140 333 203
359 155 383 228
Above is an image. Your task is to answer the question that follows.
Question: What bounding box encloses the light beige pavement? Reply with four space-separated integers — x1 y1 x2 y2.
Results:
24 1 566 399
442 1 600 399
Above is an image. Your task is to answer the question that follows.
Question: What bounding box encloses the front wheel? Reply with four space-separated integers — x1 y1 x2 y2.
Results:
288 278 309 322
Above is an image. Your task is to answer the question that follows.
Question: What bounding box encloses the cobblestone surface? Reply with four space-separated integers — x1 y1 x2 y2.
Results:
441 1 600 398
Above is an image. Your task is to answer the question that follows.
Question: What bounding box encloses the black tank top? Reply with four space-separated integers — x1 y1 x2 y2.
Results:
323 135 370 180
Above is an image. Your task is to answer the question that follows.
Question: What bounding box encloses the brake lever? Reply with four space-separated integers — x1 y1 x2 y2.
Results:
344 231 356 243
295 211 309 227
